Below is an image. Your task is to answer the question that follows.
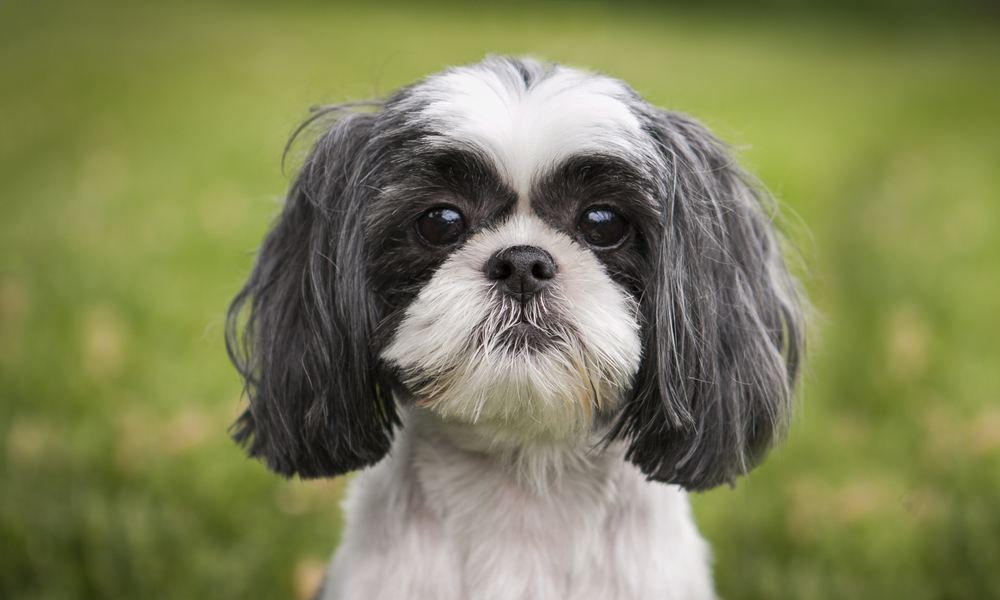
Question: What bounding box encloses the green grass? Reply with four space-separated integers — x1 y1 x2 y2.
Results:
1 1 999 598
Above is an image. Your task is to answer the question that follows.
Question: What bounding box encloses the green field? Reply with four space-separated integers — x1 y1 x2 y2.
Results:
2 2 999 598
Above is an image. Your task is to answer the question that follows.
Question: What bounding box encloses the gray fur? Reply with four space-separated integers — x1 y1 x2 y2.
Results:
611 107 805 490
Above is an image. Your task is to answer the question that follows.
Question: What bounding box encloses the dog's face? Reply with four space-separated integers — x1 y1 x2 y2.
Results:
227 57 804 491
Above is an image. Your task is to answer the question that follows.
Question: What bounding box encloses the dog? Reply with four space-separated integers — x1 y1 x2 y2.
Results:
226 56 805 600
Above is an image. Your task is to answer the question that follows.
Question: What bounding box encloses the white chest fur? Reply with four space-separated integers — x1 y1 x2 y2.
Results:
322 409 715 600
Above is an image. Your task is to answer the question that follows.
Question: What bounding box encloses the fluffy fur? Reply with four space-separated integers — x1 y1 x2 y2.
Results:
226 56 805 599
382 213 642 447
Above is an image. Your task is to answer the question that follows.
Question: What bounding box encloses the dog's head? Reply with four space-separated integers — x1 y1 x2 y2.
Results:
226 57 804 491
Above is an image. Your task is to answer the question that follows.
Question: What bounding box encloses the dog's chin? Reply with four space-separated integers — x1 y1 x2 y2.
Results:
396 319 625 444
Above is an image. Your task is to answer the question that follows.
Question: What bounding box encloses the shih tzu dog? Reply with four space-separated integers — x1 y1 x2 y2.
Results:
226 56 804 600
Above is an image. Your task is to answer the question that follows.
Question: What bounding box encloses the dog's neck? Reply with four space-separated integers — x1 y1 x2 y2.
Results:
402 405 628 498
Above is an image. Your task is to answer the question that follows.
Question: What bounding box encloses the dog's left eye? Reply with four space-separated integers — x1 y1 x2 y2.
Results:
579 207 630 248
416 206 467 246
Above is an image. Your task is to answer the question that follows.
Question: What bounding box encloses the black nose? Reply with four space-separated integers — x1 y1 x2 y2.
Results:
484 245 556 297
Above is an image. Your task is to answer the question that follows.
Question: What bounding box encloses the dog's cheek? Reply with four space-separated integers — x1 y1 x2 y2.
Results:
554 243 643 400
380 240 496 379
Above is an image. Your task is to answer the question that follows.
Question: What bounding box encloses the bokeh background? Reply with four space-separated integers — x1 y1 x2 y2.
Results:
2 0 999 598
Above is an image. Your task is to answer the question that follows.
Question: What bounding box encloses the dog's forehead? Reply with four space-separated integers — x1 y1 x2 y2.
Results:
406 61 646 199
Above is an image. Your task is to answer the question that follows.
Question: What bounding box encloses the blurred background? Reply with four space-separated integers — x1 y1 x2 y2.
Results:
2 0 999 598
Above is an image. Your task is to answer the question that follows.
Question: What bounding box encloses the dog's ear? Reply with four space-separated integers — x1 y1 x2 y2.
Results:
613 110 805 491
226 108 396 478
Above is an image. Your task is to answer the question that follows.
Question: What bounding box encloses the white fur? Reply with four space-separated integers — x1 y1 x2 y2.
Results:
323 407 715 600
403 59 648 204
381 214 642 447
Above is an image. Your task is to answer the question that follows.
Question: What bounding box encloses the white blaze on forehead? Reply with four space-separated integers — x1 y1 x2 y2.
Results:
411 63 644 201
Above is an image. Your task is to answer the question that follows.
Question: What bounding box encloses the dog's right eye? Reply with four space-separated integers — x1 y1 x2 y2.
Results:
416 207 466 246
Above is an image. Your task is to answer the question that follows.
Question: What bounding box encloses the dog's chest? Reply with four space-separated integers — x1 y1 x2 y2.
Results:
325 423 715 600
414 440 622 598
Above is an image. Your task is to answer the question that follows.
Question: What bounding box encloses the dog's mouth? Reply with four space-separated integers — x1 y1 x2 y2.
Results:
480 299 572 355
494 320 553 353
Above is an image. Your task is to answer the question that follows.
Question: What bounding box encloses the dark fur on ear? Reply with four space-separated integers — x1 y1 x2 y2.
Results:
613 110 805 491
225 106 397 478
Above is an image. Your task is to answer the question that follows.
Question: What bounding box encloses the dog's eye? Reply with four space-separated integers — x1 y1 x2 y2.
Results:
417 206 466 246
578 207 629 248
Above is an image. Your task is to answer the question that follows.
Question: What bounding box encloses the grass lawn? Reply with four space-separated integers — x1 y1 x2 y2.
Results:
1 1 999 598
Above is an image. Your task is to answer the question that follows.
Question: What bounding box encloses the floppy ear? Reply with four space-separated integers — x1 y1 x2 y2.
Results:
225 108 397 478
613 110 805 491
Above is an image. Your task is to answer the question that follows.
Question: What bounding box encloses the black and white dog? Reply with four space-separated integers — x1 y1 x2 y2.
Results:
227 56 804 600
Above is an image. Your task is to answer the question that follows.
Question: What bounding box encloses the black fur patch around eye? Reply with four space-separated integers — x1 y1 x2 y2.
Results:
365 144 517 345
531 153 660 295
